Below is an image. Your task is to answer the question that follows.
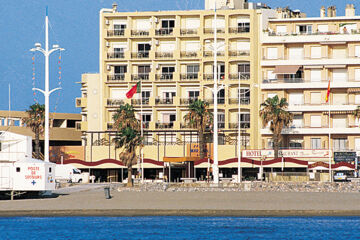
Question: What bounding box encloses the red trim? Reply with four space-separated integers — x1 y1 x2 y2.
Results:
309 161 355 170
62 158 164 167
194 157 308 167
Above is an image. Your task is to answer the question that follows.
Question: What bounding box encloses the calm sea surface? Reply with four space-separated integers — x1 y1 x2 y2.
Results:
0 216 359 239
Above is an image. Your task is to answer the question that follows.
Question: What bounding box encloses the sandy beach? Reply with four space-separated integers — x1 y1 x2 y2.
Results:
1 183 360 216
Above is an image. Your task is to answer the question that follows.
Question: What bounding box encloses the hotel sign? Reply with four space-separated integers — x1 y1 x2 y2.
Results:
334 152 356 163
242 149 331 158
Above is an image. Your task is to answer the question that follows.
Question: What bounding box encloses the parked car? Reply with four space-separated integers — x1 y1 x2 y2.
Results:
334 172 347 182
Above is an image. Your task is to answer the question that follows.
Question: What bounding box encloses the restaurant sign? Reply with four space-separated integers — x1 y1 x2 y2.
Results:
242 149 331 158
334 152 357 163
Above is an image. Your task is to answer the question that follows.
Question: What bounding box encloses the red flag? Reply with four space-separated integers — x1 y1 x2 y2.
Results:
325 79 330 103
126 81 141 99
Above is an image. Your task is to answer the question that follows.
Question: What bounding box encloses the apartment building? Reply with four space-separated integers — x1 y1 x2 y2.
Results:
261 4 360 154
75 0 277 181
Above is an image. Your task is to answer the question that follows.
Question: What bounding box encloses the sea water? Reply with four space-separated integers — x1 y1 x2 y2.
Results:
0 216 359 239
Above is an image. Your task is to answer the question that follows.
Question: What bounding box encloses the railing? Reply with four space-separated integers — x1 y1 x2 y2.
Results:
155 74 174 81
229 98 250 105
131 98 150 105
131 74 150 81
204 28 225 34
107 29 125 37
180 98 198 105
76 122 81 130
107 52 125 59
156 122 174 129
229 73 250 80
155 28 174 36
229 50 250 56
180 28 198 35
143 122 150 129
218 122 225 129
289 100 357 106
204 51 225 57
155 52 173 58
107 74 125 81
262 78 359 84
155 98 174 105
131 52 150 59
180 123 194 129
229 27 250 34
205 98 225 104
229 122 251 129
180 51 198 58
107 99 124 107
131 30 149 36
180 73 199 80
267 30 360 37
204 74 225 80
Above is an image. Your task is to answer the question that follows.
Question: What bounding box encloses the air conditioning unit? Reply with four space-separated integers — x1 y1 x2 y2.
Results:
154 17 158 23
107 65 111 71
156 64 160 69
105 19 110 25
106 42 110 47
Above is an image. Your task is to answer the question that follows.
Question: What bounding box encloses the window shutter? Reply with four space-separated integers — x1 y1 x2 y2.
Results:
289 47 304 60
267 47 278 59
289 93 304 105
310 69 322 82
276 25 287 34
310 92 321 104
311 46 321 59
136 19 151 30
333 115 347 128
185 41 200 52
310 115 321 127
111 89 127 99
355 69 360 81
186 18 200 29
333 94 347 105
237 41 250 51
333 69 348 83
317 24 328 33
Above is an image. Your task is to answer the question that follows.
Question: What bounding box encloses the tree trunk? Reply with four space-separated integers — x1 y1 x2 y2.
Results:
273 135 280 159
35 129 40 159
199 130 205 159
127 166 133 187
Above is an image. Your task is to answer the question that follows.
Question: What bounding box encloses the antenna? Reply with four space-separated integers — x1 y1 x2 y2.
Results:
8 83 10 126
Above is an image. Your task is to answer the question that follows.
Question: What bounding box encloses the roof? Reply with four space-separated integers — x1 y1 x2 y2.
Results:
0 110 81 120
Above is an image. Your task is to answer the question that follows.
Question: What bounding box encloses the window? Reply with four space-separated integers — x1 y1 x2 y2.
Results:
237 40 250 51
317 24 328 33
267 139 274 149
137 43 151 57
333 115 347 128
311 115 322 127
160 42 176 52
238 88 250 104
161 66 175 79
237 19 250 32
217 89 225 104
186 65 199 79
142 114 151 122
355 138 360 150
276 25 287 35
355 94 360 104
311 46 322 59
310 92 321 105
333 94 347 105
144 134 153 145
114 66 127 78
213 64 225 79
136 19 151 30
185 18 200 29
289 47 304 60
16 167 20 173
238 113 250 128
332 69 348 83
289 139 303 149
267 71 276 81
355 46 360 58
333 138 347 151
297 25 312 34
141 91 151 104
238 63 250 79
185 41 200 52
288 93 304 105
311 138 321 149
310 69 322 82
332 47 346 59
188 91 199 100
49 167 52 173
161 19 175 34
267 47 278 59
218 113 225 129
111 89 127 99
355 69 360 81
292 115 303 128
138 65 151 79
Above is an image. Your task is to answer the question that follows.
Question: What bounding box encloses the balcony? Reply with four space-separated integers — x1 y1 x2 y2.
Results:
76 98 87 108
107 29 125 37
287 102 358 112
155 98 174 105
131 51 150 59
229 73 250 81
107 52 125 59
203 51 225 57
261 124 360 135
131 30 149 36
131 74 150 81
218 122 225 129
143 122 150 129
107 74 125 82
205 98 225 105
156 122 174 129
180 73 199 81
180 123 193 129
229 27 250 34
229 122 250 129
155 73 174 81
155 28 174 36
107 99 124 107
155 52 173 59
204 74 225 81
229 98 250 105
204 28 225 34
180 98 198 105
229 50 250 57
131 98 150 105
180 28 198 35
180 51 198 58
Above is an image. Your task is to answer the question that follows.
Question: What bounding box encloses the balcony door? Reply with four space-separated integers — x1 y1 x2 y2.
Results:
138 43 151 55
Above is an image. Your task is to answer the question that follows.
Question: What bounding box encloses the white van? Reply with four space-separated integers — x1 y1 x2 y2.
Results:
55 164 84 183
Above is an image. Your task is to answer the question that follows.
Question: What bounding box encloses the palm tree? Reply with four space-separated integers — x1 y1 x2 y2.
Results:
183 100 213 159
113 103 143 187
260 96 293 159
22 103 45 159
353 106 360 126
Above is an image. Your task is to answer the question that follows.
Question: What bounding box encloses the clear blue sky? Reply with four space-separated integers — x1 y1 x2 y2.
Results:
0 0 357 113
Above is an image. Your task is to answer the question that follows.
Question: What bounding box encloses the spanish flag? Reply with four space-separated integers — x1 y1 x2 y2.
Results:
325 79 331 103
126 81 141 99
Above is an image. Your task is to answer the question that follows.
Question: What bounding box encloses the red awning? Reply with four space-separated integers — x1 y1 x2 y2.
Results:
273 65 301 74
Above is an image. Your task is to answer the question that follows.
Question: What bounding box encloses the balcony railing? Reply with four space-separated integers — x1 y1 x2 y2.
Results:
155 28 174 36
229 98 250 105
229 122 251 129
261 78 358 84
205 98 225 104
180 51 198 58
107 74 125 81
204 51 225 57
131 30 149 36
229 50 250 57
218 122 225 129
267 30 360 37
131 74 150 81
180 73 199 80
131 98 150 105
204 74 225 80
180 98 198 105
155 52 173 59
155 73 174 81
180 123 194 129
131 51 150 59
107 29 125 37
204 28 225 34
156 122 174 129
143 122 150 129
155 98 174 105
180 28 198 35
229 73 250 80
229 27 250 34
107 52 125 59
107 99 124 107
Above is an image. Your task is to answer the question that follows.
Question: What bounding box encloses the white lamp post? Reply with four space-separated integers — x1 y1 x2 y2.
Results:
30 9 64 162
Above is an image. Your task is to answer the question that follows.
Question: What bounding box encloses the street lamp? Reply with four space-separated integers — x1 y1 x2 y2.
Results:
30 9 65 162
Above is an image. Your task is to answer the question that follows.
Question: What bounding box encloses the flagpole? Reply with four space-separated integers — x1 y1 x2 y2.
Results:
140 81 144 183
328 95 332 183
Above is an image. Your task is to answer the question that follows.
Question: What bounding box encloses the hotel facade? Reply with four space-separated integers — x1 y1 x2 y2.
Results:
74 1 358 182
